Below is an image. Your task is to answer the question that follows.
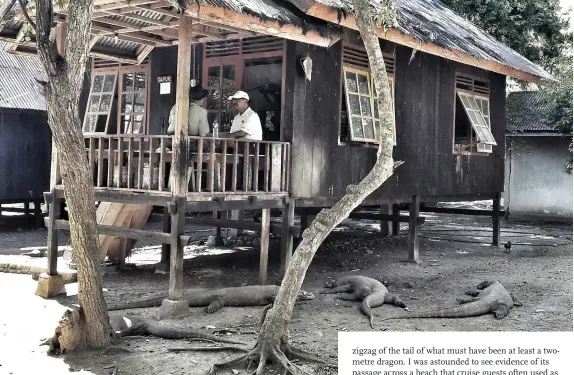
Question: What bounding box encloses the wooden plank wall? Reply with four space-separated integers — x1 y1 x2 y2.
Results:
287 41 506 202
0 109 51 201
148 45 203 135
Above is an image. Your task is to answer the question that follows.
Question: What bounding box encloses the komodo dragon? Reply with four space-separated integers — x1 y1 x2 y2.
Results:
382 280 522 321
41 311 243 354
107 285 315 312
320 275 406 329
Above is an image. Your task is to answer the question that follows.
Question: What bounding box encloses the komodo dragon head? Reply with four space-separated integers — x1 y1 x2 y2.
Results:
296 290 315 301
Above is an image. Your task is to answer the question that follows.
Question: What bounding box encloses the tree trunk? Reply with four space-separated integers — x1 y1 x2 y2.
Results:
34 0 113 351
208 0 399 372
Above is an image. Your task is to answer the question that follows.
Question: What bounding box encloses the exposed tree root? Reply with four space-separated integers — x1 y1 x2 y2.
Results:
206 340 336 375
168 346 250 353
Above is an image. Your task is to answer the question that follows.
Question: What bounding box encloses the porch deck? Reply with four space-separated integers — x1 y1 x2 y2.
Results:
52 135 291 201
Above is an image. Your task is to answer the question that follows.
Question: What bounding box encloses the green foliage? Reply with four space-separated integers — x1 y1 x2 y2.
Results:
541 48 573 173
374 0 398 31
441 0 572 70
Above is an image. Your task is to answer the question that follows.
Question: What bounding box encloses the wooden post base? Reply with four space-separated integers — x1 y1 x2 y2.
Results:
157 299 190 320
35 273 66 299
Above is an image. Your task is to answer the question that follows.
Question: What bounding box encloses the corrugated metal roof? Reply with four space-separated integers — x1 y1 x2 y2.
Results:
506 91 557 133
0 44 46 111
308 0 553 81
97 35 141 54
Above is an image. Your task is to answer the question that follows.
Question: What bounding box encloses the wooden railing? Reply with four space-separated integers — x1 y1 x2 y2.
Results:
79 135 290 194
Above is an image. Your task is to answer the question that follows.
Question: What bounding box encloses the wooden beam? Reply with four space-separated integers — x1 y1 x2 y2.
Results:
169 198 185 300
0 0 16 28
408 195 421 264
183 4 339 48
259 208 270 285
100 9 175 27
305 3 551 83
418 206 506 216
185 198 286 212
137 45 153 64
47 218 192 244
180 215 300 237
348 212 425 224
89 50 139 64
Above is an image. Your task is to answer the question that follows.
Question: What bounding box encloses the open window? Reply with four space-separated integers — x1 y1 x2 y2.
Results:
340 43 395 145
83 71 117 133
83 61 150 135
453 75 496 154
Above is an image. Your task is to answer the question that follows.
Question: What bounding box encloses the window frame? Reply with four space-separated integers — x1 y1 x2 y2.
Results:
452 74 495 155
117 65 150 135
82 70 118 135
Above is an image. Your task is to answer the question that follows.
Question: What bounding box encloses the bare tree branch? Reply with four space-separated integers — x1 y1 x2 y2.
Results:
17 0 35 29
35 0 62 75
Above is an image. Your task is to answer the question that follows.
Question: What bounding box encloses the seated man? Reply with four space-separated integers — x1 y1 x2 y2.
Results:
167 84 210 151
224 91 263 141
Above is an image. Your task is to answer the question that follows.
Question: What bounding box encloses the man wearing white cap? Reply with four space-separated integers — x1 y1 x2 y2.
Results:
226 90 263 140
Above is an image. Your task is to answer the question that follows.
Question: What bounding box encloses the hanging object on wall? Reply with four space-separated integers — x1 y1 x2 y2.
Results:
301 54 312 81
190 79 197 87
158 75 172 95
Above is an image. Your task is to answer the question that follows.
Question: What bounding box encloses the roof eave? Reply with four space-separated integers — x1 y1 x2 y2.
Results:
297 1 555 84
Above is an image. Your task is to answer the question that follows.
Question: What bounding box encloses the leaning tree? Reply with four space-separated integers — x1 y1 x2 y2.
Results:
198 0 402 373
22 0 114 350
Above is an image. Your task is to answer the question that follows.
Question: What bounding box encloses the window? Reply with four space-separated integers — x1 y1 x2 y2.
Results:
340 44 395 145
453 75 496 154
83 71 117 133
82 63 150 135
205 64 238 131
118 67 148 134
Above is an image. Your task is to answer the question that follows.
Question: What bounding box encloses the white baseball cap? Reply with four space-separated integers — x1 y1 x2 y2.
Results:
228 91 249 101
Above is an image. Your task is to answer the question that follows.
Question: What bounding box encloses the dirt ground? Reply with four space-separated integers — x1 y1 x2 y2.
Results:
0 207 572 375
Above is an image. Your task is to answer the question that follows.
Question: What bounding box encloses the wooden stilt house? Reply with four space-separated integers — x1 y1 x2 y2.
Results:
0 0 553 299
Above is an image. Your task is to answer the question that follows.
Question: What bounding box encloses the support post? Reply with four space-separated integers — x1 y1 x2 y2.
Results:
36 191 66 298
33 199 42 229
299 208 308 236
492 192 501 246
159 14 193 320
259 208 270 285
408 195 421 264
160 206 171 270
280 199 294 277
228 210 244 237
380 204 393 236
391 204 400 236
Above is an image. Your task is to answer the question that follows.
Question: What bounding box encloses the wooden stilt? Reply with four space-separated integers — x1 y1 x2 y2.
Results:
493 192 501 246
392 204 400 236
167 14 193 302
380 204 393 236
161 206 171 266
33 199 42 229
44 191 60 276
299 208 308 236
259 208 270 285
408 195 421 264
168 198 185 300
228 210 244 237
280 199 294 277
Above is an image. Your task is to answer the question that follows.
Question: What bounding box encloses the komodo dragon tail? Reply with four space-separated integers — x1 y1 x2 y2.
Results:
382 301 492 320
107 295 167 311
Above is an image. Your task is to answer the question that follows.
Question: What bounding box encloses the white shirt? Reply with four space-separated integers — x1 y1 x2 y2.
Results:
230 107 262 140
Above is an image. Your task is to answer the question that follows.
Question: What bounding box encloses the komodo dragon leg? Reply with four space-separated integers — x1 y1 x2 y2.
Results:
511 294 523 307
491 302 511 319
205 296 226 314
456 296 480 304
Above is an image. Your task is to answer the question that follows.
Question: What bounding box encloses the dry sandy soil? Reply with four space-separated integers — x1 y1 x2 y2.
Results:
0 208 572 375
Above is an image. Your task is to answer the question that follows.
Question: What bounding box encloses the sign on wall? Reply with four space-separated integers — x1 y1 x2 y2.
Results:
158 75 172 95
